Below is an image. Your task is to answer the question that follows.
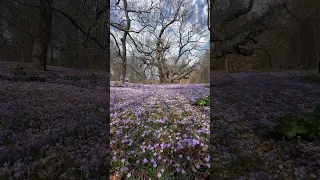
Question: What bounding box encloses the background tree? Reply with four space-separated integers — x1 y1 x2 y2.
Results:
110 0 154 83
210 0 320 72
0 0 109 72
110 0 209 84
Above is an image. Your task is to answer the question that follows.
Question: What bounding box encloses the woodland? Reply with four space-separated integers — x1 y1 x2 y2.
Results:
0 0 320 179
209 0 320 73
110 0 210 84
0 1 110 179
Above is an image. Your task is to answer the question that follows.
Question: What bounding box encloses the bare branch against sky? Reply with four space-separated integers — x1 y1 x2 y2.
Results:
110 0 209 83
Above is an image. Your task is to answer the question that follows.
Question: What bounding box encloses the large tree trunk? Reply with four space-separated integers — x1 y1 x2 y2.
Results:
121 36 127 83
31 0 52 71
47 40 53 66
120 0 130 84
300 15 317 71
150 66 155 84
106 3 110 72
156 41 165 83
209 0 215 71
76 29 83 68
25 36 34 63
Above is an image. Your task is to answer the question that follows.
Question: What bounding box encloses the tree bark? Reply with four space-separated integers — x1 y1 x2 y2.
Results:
210 0 215 71
121 37 127 83
31 0 52 71
48 40 53 66
76 29 82 67
106 1 110 72
120 0 130 84
156 41 165 83
300 15 317 70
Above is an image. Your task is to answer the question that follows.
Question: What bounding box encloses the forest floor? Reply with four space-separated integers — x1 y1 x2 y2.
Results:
0 61 109 179
1 60 320 179
110 83 210 179
211 71 320 179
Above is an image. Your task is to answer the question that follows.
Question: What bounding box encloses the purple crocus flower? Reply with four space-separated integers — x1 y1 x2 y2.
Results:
206 162 210 168
143 158 148 163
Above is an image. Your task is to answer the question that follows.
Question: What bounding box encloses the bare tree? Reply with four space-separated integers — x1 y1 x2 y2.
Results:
1 0 109 71
210 0 320 72
126 0 209 83
31 0 52 71
284 0 320 72
189 50 210 83
110 0 209 83
145 0 188 83
110 0 155 83
0 0 38 63
165 14 208 83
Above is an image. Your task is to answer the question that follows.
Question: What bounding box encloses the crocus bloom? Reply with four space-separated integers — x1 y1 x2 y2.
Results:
143 158 148 163
205 156 210 162
206 162 210 168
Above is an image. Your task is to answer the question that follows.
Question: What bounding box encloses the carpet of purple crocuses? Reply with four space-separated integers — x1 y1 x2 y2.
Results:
0 62 109 179
211 71 320 179
110 83 210 179
2 60 320 180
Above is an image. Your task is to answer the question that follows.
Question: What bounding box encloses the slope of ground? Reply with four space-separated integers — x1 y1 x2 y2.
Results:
211 71 320 179
0 62 109 179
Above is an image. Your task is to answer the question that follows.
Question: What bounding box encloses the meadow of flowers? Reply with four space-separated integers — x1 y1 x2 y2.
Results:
0 63 109 179
211 71 320 179
3 60 320 180
110 83 210 179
